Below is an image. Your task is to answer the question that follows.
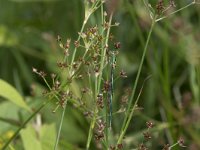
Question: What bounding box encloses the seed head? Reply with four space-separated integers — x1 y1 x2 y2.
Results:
178 137 186 147
74 40 80 48
120 70 127 78
169 0 176 7
97 93 104 109
64 38 71 49
117 144 123 149
114 42 121 49
57 35 62 42
32 67 37 73
146 121 154 129
138 143 148 150
143 132 152 140
156 0 165 15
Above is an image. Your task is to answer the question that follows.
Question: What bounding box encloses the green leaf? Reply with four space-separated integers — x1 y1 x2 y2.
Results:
0 79 31 112
21 124 56 150
40 124 56 150
9 145 16 150
21 125 42 150
0 25 18 47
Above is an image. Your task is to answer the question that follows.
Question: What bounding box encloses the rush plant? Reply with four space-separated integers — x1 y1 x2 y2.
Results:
2 0 200 150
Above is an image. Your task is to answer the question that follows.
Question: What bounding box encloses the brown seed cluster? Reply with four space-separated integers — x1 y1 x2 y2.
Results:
120 70 127 78
95 119 106 141
156 0 165 15
143 132 152 140
178 137 186 147
32 14 126 150
146 121 154 129
97 93 104 109
138 143 148 150
156 0 176 15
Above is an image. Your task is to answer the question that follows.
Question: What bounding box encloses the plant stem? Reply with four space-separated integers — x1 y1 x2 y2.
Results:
54 104 67 150
168 142 178 149
70 0 102 67
116 16 156 146
2 101 49 150
86 109 98 150
86 6 113 150
97 13 113 92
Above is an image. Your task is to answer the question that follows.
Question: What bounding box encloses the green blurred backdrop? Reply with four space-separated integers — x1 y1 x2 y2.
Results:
0 0 200 149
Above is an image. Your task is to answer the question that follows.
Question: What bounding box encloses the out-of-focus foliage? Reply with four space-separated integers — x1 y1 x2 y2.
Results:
0 0 200 149
0 79 31 111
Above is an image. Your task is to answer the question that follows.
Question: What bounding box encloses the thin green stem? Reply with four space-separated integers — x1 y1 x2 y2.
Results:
168 142 178 149
86 109 98 150
70 0 102 67
86 72 99 150
116 17 156 146
97 12 113 92
2 101 49 150
86 6 113 150
100 3 109 148
54 104 67 150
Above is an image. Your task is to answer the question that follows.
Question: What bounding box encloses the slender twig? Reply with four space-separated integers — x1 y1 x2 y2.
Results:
54 104 67 150
168 142 178 149
70 0 102 67
86 7 114 150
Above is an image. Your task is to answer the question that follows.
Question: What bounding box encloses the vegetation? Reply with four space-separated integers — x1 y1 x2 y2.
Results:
0 0 200 149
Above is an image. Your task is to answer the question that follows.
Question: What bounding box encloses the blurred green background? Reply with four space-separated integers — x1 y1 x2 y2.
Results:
0 0 200 149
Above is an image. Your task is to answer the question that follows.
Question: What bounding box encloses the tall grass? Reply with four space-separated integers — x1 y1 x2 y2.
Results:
1 0 200 149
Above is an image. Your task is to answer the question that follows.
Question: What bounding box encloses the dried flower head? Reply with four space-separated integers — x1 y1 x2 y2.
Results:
109 146 116 150
32 67 47 78
103 22 110 29
114 42 121 49
178 137 186 147
57 62 68 69
146 121 154 129
95 133 104 141
169 0 176 7
117 143 123 149
96 119 106 133
57 35 62 42
94 66 100 77
156 0 165 15
143 132 152 140
81 87 89 94
74 40 80 48
39 71 47 78
120 70 127 78
64 38 71 49
83 111 93 117
51 73 56 79
138 143 148 150
97 93 104 109
103 80 110 93
32 67 37 73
